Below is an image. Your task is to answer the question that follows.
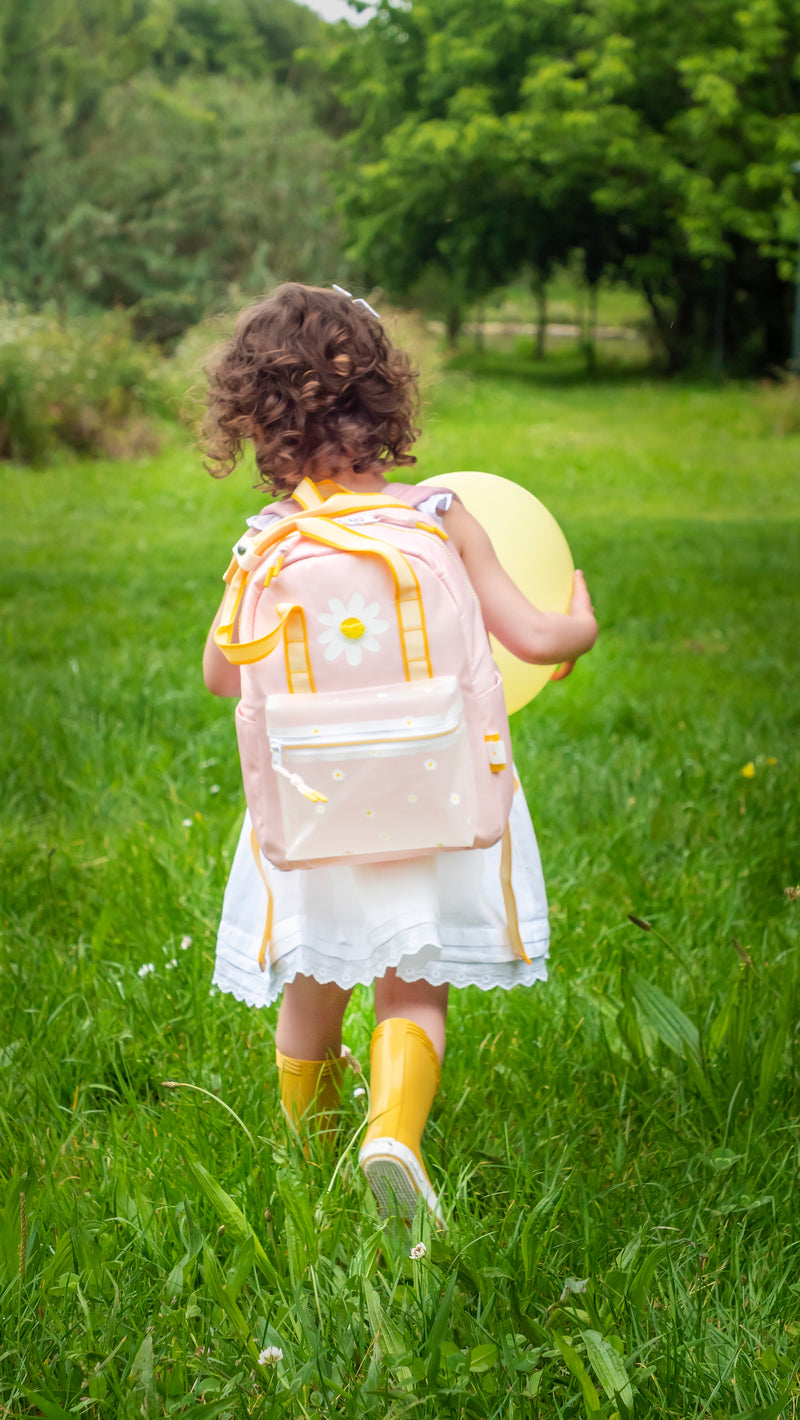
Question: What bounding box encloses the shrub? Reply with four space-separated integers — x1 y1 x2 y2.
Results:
0 299 444 467
0 305 164 464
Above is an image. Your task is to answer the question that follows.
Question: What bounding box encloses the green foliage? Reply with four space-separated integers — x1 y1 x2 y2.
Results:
4 71 340 343
0 304 166 462
1 367 799 1414
0 300 443 465
334 0 800 371
0 1 342 341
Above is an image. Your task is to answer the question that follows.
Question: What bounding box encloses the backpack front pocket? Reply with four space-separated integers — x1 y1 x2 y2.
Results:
266 676 478 864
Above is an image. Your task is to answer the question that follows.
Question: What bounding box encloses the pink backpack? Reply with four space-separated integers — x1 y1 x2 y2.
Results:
214 478 513 874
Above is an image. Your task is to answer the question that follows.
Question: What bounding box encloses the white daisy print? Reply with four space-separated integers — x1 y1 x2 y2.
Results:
424 760 437 771
318 593 389 667
450 792 461 804
331 769 345 781
408 793 417 803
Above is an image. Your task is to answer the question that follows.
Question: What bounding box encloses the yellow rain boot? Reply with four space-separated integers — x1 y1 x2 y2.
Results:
276 1050 344 1135
358 1018 443 1225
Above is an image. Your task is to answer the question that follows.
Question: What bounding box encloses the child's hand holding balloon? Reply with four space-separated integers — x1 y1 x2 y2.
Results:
550 570 597 681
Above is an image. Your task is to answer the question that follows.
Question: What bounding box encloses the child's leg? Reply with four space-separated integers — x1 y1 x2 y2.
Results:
374 969 448 1060
275 974 353 1126
360 971 448 1224
276 973 353 1059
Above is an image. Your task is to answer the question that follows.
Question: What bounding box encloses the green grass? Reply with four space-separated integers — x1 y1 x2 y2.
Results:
1 358 799 1417
481 274 650 330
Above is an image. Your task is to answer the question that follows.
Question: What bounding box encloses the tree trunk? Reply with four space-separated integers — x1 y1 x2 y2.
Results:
642 280 685 372
584 284 598 371
534 278 547 359
473 305 485 352
711 258 726 378
445 305 462 347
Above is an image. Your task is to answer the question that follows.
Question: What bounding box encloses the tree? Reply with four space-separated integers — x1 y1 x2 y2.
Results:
332 0 578 333
12 73 341 341
0 0 342 337
333 0 800 370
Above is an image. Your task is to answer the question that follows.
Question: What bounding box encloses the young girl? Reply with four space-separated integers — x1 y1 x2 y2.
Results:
202 283 597 1224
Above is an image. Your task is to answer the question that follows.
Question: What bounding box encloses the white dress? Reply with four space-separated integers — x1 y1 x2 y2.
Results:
213 784 549 1008
211 491 550 1009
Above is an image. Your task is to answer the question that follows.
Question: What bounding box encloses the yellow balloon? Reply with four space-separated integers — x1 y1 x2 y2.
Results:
420 471 574 714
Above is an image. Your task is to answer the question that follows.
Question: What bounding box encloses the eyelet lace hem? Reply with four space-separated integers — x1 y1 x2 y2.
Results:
212 919 549 1009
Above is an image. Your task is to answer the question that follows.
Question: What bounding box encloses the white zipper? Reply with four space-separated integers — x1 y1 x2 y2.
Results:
269 716 463 802
269 706 462 766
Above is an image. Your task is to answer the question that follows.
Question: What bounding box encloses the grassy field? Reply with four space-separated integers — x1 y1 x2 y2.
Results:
1 354 799 1418
482 275 649 331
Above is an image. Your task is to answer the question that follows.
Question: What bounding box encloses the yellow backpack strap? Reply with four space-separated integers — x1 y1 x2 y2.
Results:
280 604 314 692
242 494 418 560
215 513 433 679
290 477 325 510
298 515 433 680
212 561 248 653
250 827 275 971
214 599 302 665
312 477 352 500
214 594 314 689
499 822 531 964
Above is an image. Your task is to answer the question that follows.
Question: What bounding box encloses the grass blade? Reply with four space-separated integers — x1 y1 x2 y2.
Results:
582 1328 634 1408
633 975 701 1067
552 1331 601 1415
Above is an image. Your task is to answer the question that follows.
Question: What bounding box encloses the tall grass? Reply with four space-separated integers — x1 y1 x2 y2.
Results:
1 362 798 1416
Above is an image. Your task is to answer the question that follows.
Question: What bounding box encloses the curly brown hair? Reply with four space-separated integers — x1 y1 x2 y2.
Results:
203 283 420 495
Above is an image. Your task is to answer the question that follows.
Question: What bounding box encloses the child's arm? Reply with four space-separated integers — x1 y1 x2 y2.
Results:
442 500 598 668
203 602 242 698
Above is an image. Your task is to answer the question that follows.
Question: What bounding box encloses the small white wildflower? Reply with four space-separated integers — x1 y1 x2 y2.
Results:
201 758 217 769
209 784 221 795
180 935 193 950
353 1087 366 1099
409 1242 427 1260
258 1346 283 1366
182 818 192 828
165 958 178 971
137 962 155 978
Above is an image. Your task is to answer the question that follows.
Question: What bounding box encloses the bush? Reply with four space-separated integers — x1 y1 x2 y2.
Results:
0 305 165 464
0 298 444 467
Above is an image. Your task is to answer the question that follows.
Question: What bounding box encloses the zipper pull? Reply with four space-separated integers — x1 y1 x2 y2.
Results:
270 744 327 804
